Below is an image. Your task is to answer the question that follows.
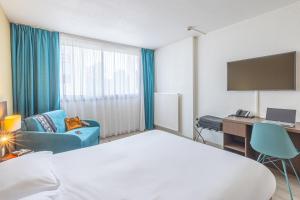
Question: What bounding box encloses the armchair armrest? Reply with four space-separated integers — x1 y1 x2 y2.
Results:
16 131 82 154
83 120 100 127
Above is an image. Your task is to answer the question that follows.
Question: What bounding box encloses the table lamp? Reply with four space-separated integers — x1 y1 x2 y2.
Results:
0 115 21 157
3 115 21 132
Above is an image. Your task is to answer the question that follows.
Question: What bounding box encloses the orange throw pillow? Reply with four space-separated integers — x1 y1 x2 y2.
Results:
65 116 83 131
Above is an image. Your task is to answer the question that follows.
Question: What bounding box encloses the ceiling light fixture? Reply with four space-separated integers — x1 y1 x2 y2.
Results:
187 26 206 35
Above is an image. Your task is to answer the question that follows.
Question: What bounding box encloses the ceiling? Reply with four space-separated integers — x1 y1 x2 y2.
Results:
0 0 299 49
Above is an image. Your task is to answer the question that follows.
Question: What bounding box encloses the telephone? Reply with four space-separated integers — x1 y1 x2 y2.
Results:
231 109 254 118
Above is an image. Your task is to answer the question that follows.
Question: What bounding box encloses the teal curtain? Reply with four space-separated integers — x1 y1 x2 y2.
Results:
142 48 154 129
11 24 60 117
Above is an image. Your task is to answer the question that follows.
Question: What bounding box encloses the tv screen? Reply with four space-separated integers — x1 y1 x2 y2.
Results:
227 52 296 90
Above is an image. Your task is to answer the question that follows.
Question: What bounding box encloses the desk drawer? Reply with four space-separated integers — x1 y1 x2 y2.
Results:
223 121 247 137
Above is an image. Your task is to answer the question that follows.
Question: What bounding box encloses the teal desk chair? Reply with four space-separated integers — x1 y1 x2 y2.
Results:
251 123 300 200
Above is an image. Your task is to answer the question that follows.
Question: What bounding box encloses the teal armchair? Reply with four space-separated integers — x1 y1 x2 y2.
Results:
16 110 100 154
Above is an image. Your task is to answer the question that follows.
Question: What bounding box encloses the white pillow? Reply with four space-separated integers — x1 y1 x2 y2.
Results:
0 151 60 200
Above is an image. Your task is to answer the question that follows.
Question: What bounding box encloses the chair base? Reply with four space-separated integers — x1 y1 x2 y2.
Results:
257 153 300 200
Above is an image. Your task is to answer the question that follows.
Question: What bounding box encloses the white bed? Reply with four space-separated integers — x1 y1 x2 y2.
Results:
3 130 276 200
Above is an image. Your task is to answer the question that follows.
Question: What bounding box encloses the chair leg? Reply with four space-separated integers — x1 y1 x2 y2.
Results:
258 155 285 175
282 160 294 200
269 159 285 176
257 153 263 162
288 159 300 185
261 155 267 163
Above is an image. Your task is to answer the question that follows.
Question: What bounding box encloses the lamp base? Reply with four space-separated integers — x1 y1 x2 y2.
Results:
1 146 6 157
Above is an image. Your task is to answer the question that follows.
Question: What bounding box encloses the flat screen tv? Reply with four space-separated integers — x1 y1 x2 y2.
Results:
227 52 296 90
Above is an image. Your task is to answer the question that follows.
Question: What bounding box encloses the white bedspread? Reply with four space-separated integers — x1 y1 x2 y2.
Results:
28 130 276 200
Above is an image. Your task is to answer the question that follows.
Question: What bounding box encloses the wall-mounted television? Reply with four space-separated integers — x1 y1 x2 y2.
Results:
227 51 296 91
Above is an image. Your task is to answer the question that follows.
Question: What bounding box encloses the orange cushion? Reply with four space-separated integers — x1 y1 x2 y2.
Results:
65 117 83 131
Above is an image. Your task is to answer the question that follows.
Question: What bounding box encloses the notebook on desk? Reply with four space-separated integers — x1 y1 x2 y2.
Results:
262 108 296 128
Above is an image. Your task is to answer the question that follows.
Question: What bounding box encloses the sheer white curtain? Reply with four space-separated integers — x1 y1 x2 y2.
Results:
60 34 145 138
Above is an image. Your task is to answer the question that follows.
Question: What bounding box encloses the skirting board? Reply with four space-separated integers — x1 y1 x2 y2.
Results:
155 125 179 135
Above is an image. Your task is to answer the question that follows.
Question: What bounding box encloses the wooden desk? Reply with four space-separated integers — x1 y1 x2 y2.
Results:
223 116 300 173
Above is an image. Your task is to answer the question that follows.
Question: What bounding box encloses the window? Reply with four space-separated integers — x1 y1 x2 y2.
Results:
60 34 141 100
59 34 145 138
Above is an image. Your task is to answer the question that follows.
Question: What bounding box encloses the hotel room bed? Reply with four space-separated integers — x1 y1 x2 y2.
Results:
2 130 276 200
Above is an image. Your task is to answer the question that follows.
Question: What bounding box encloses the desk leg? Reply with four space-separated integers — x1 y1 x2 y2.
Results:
288 133 300 175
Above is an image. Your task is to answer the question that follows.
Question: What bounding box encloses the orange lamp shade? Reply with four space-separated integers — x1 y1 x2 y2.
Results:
3 115 21 132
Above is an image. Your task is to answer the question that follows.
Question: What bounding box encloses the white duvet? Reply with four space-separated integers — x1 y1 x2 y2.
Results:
23 130 276 200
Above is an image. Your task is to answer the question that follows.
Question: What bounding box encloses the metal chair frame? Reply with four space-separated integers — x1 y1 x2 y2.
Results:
257 153 300 200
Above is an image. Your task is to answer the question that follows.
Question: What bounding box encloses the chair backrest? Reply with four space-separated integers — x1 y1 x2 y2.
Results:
250 123 298 159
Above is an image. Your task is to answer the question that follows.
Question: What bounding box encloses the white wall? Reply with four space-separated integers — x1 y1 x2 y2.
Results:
198 2 300 145
0 5 12 114
155 37 196 138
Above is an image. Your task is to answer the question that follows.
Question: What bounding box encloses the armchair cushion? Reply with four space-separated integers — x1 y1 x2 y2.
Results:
66 127 100 147
65 117 84 131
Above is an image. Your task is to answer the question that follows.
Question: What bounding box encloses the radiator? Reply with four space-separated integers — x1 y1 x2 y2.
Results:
154 93 179 132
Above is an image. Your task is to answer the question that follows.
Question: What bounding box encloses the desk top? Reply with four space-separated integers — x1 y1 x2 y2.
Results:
223 116 300 134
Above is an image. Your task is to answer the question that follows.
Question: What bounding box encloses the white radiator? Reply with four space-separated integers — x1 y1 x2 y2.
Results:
154 93 179 131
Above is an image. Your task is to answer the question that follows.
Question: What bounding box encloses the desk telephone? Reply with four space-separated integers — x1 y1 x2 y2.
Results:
232 109 254 118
